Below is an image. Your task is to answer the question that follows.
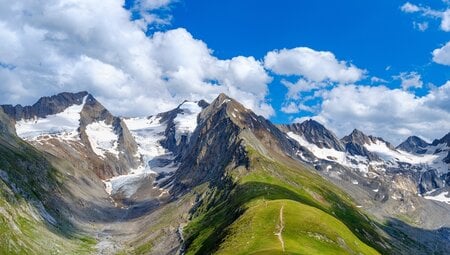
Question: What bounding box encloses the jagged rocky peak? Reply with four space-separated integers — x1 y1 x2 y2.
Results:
1 91 139 179
155 99 207 156
281 119 345 151
341 129 380 161
342 129 371 145
433 132 450 146
397 135 430 154
172 93 299 192
1 91 89 121
204 93 276 134
172 93 248 191
432 132 450 164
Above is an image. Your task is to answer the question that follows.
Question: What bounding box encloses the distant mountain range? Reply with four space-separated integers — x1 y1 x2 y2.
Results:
0 92 449 254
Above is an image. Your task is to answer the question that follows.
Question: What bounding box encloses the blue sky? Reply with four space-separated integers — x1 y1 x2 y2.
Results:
1 0 450 143
165 0 450 123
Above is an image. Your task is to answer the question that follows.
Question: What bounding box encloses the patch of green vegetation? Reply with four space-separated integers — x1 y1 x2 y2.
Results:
217 199 379 255
0 137 97 255
183 146 391 255
132 241 153 255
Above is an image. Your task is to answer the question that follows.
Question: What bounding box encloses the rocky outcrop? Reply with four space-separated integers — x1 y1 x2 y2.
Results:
158 100 208 157
418 170 445 194
78 94 139 178
172 94 248 192
397 136 430 154
279 119 345 151
1 91 89 121
341 129 380 161
172 93 299 193
0 108 15 136
433 132 450 147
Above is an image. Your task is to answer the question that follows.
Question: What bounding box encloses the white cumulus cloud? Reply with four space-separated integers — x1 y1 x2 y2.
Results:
264 47 364 84
264 47 365 115
394 72 423 90
305 82 450 144
0 0 274 118
401 2 421 13
401 1 450 32
433 41 450 65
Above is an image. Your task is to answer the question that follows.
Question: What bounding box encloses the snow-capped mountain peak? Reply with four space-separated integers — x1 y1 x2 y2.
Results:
11 94 88 141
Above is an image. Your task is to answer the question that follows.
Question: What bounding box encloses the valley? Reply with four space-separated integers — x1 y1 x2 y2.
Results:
0 92 449 254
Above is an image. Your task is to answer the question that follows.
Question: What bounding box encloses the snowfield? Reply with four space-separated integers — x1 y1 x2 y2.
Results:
424 191 450 204
85 121 119 158
364 139 439 166
104 102 202 198
287 131 449 178
174 101 202 143
103 115 178 198
15 96 87 141
287 132 369 173
124 115 173 174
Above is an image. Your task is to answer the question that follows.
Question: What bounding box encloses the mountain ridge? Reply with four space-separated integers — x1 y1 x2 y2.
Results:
0 91 449 254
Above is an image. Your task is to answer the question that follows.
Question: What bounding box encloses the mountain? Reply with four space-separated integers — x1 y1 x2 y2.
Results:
397 136 430 154
0 91 449 254
279 119 345 151
341 129 382 161
432 133 450 164
278 121 450 228
2 92 140 179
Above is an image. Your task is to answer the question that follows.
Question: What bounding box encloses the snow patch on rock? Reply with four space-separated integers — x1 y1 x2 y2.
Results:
174 101 202 143
365 139 438 166
103 116 179 198
85 121 119 158
424 191 450 204
15 96 87 141
287 132 369 173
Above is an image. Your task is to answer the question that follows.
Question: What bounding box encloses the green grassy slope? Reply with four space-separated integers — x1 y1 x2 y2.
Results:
217 200 378 255
0 137 96 254
183 147 391 255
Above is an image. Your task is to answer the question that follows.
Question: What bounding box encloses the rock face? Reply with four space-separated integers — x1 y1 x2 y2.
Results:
2 92 140 179
418 170 445 194
158 100 208 157
277 119 450 230
173 93 299 192
1 91 89 120
78 94 140 178
433 132 450 146
280 120 344 151
1 91 450 254
341 129 380 161
397 136 430 154
0 108 15 135
433 133 450 164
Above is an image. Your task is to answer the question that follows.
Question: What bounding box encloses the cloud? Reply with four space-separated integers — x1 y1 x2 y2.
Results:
394 72 423 90
305 82 450 144
401 2 421 13
401 2 450 32
281 102 300 114
0 0 274 118
442 9 450 31
130 0 175 28
264 47 365 115
370 76 388 84
433 41 450 65
264 47 364 84
413 21 429 31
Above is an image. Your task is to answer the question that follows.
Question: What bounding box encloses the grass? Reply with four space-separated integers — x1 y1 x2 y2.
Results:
183 146 391 255
217 200 379 255
0 137 97 255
